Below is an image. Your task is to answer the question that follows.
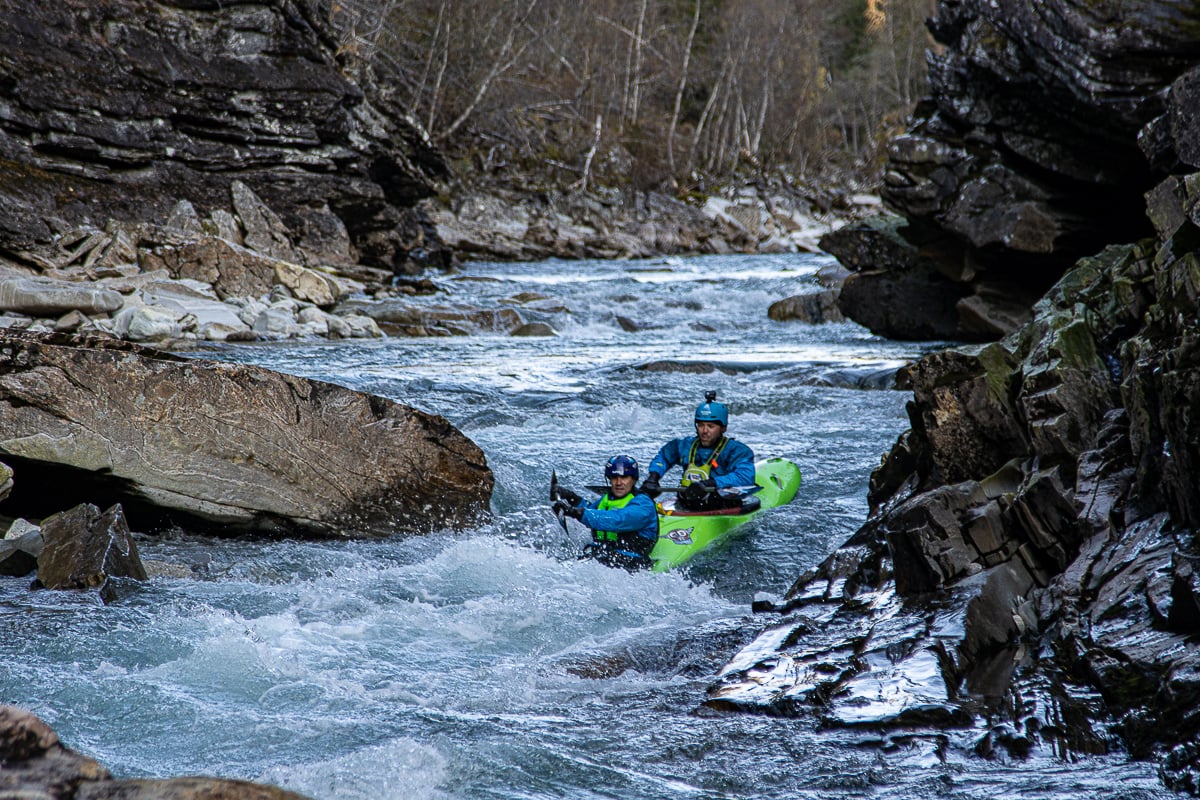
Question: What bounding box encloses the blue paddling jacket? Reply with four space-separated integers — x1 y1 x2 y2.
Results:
575 492 659 558
646 436 755 489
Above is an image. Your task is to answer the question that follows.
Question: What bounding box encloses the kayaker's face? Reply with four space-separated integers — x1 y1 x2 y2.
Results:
695 420 724 448
609 474 636 498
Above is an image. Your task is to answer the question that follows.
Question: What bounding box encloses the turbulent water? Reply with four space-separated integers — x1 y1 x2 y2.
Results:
0 255 1175 799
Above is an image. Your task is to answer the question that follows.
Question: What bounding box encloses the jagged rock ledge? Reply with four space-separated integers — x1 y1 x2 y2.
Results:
708 65 1200 793
823 0 1200 342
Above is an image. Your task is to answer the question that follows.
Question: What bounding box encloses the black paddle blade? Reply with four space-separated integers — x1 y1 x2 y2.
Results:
550 470 568 533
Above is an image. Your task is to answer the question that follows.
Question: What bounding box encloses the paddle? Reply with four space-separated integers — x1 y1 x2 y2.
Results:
584 483 762 497
549 470 569 534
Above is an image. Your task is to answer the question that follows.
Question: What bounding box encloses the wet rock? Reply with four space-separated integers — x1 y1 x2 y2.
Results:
1 518 42 577
767 290 844 324
0 330 491 537
0 705 313 800
511 322 556 337
36 503 147 597
77 777 314 800
0 705 111 793
637 361 736 375
341 298 523 336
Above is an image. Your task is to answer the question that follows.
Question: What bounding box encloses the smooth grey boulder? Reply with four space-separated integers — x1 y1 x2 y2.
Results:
0 329 492 537
0 278 124 317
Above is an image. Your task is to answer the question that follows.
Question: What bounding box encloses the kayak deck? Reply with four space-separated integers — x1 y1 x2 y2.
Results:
649 458 801 572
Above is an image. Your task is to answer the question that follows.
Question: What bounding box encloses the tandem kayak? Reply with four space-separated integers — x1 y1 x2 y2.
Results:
649 457 802 572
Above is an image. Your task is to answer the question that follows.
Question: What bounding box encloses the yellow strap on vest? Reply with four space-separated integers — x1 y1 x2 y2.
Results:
682 437 727 486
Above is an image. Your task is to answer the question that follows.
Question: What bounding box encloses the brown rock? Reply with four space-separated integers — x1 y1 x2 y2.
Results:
37 503 146 592
77 777 313 800
0 330 492 537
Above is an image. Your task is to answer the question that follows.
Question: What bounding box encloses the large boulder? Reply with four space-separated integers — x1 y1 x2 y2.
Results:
0 330 493 537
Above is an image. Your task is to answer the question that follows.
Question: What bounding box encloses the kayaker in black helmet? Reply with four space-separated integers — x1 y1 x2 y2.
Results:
639 391 755 511
553 454 660 570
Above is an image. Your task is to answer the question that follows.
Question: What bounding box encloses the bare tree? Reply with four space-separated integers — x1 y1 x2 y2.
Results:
667 0 701 176
329 0 933 188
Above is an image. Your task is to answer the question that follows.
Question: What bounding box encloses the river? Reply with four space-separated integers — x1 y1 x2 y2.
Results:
0 254 1175 798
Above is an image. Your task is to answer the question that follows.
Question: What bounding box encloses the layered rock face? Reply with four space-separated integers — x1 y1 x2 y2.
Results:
0 330 493 537
826 0 1200 341
712 1 1200 793
0 0 447 275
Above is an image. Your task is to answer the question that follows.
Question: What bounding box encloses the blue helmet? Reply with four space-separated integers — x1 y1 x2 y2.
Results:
694 390 729 427
605 454 639 480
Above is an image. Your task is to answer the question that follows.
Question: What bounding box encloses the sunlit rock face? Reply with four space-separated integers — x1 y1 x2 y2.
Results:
0 330 494 538
0 0 448 275
719 33 1200 789
826 0 1200 341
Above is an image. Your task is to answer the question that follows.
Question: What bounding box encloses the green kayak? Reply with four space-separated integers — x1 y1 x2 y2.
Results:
649 458 802 572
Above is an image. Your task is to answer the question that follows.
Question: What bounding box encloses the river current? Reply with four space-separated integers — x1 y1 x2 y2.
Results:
0 254 1174 798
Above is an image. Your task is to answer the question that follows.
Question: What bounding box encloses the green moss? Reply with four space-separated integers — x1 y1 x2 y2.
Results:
975 341 1020 406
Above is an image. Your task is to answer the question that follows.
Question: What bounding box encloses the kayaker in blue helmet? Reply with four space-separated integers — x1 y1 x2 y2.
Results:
640 391 755 511
553 455 659 570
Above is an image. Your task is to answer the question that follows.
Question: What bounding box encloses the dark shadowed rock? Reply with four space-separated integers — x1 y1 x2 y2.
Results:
36 503 146 595
767 290 844 324
0 0 448 275
824 0 1200 339
0 330 492 537
77 777 314 800
0 529 41 577
0 706 111 795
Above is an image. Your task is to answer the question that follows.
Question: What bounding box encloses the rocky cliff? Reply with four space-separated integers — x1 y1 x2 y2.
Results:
0 0 448 276
824 0 1200 341
715 0 1200 793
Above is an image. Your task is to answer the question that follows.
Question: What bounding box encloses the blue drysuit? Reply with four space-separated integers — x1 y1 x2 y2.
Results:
646 436 755 489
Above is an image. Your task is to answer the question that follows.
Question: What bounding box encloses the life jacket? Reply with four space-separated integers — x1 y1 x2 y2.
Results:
593 492 658 557
681 436 728 486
